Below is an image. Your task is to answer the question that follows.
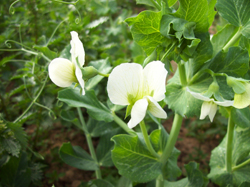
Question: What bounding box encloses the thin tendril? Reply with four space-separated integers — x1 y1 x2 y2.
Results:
9 0 21 14
23 75 32 99
5 40 33 50
74 6 81 24
51 0 79 5
34 102 57 120
46 18 68 46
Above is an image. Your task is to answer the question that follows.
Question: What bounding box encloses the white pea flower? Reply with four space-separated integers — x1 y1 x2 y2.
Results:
48 31 85 95
187 88 234 122
107 61 168 128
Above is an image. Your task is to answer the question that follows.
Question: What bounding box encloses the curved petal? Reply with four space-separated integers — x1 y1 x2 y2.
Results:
143 61 168 101
214 100 234 107
48 58 76 87
186 87 211 101
107 63 143 105
75 66 85 95
200 101 217 122
127 98 148 128
146 96 167 119
234 83 250 109
70 31 85 67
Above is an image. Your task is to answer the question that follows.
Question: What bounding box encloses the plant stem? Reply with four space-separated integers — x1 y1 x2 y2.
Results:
98 72 109 77
112 113 136 136
160 113 183 165
139 120 160 158
232 158 250 171
13 74 49 123
156 174 164 187
226 110 234 173
160 41 176 62
77 108 102 179
178 62 187 86
222 26 242 51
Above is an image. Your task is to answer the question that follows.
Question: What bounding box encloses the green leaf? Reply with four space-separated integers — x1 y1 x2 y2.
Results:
58 88 113 122
173 0 209 33
125 11 165 55
60 110 83 131
33 45 57 60
0 152 31 187
111 134 161 182
88 179 114 187
150 129 181 180
85 58 112 90
116 176 133 187
211 24 238 56
232 107 250 129
1 138 21 157
215 0 250 27
59 142 98 171
165 82 202 117
208 128 250 186
164 162 208 187
206 47 249 77
136 0 177 8
207 0 217 27
8 123 27 148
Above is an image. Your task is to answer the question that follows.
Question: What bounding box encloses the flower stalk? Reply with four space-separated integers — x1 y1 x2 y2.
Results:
226 109 234 173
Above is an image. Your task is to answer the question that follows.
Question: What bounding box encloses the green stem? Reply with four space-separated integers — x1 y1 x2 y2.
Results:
160 41 176 62
13 75 49 123
226 111 234 173
222 26 242 51
178 62 187 86
160 113 183 165
150 0 161 10
98 72 109 77
140 121 160 158
77 108 102 179
156 174 164 187
112 113 136 136
232 158 250 171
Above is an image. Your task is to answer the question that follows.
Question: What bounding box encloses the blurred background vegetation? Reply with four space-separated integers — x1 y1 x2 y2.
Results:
0 0 226 186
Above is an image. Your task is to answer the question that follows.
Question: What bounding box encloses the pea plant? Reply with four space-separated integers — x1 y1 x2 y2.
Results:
2 0 250 186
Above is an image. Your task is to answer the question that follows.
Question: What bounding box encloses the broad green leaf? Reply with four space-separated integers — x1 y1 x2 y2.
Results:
111 134 161 182
188 33 213 75
216 0 250 39
33 45 57 60
205 47 249 77
60 110 84 131
231 107 250 129
208 128 250 186
58 88 113 122
85 58 112 90
116 176 133 187
164 162 208 187
136 0 177 8
173 0 209 33
88 179 114 187
150 129 181 180
59 142 98 171
207 0 217 27
87 119 120 137
216 0 250 27
165 82 202 117
211 24 238 56
8 123 27 148
0 152 31 187
1 138 21 157
239 181 250 187
125 11 165 55
239 36 250 55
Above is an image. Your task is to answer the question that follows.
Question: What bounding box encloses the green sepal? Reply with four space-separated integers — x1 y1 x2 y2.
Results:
81 66 99 80
125 104 133 119
226 76 247 94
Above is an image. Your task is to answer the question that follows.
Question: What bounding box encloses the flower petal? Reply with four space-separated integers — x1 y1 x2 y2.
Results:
70 31 85 67
146 96 167 119
214 100 234 107
186 87 211 101
48 58 76 87
143 61 168 101
75 66 85 95
127 98 148 128
234 83 250 109
200 101 217 122
107 63 143 105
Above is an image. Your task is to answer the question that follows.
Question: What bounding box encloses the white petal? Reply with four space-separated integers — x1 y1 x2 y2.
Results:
48 58 76 87
200 101 217 122
107 63 143 105
75 66 85 95
214 100 234 107
186 87 211 101
70 31 85 67
128 98 148 128
146 96 167 119
143 61 168 101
